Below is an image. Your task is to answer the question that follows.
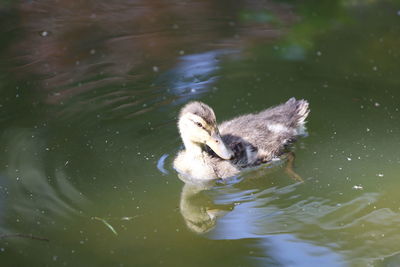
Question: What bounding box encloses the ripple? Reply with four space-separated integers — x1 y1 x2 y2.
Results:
0 128 89 237
180 179 400 265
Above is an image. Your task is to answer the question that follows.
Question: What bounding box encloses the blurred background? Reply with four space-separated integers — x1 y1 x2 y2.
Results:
1 0 400 266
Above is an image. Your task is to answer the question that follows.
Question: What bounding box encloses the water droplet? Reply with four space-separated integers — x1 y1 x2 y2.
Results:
352 185 363 190
41 31 48 37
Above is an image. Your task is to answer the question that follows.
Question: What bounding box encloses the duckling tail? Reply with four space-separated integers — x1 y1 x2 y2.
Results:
294 99 310 126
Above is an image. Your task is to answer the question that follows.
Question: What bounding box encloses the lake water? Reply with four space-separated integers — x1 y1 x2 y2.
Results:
1 1 400 266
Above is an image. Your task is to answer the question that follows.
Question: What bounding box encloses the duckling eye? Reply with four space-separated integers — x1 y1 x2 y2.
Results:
195 122 203 128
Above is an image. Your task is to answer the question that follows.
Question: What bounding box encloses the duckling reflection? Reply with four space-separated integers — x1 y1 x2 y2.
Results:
179 179 233 234
178 165 282 234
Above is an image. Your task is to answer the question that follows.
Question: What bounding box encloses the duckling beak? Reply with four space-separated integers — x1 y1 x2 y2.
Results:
206 133 234 160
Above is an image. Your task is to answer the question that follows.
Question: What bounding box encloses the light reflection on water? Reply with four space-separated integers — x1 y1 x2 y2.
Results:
1 0 400 266
179 170 400 265
159 49 237 105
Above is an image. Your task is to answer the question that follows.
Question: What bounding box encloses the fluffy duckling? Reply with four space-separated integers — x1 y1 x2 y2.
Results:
173 98 309 180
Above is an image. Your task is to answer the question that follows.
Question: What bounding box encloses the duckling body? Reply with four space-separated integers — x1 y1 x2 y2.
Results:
174 98 309 180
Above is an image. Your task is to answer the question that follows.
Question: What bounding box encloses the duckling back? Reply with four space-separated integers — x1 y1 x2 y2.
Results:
219 98 309 165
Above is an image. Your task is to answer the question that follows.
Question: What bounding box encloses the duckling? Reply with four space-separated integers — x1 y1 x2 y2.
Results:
173 98 309 180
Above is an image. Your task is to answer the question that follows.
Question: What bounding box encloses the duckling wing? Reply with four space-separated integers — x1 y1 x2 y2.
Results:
219 98 309 163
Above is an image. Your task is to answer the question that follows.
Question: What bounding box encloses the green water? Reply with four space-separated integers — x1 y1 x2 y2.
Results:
1 1 400 266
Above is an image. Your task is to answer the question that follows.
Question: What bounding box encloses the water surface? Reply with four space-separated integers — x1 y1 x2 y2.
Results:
1 1 400 266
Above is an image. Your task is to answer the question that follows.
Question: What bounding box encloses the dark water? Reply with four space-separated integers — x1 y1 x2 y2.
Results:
1 1 400 266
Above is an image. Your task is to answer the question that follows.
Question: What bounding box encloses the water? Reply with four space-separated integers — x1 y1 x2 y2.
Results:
1 1 400 266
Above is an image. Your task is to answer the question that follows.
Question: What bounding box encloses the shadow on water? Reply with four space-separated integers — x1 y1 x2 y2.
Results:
1 0 295 127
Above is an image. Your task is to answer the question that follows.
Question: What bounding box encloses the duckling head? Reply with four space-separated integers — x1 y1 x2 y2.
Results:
178 101 233 160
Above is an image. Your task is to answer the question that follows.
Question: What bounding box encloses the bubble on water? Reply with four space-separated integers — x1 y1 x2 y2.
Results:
366 128 370 132
377 173 384 177
90 49 96 55
397 10 400 16
152 66 159 72
374 102 380 107
41 31 49 37
316 51 322 56
372 66 378 71
352 185 363 190
347 157 352 161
